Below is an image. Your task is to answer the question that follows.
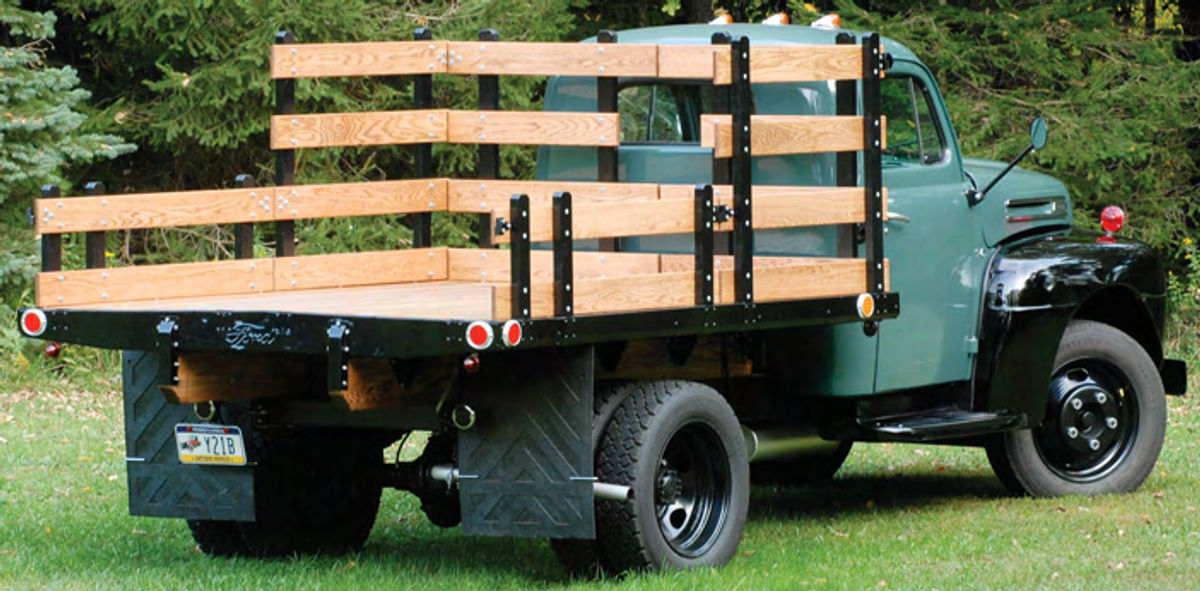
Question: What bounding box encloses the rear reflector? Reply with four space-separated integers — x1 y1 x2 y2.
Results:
20 309 47 337
856 293 875 319
465 321 494 350
502 319 522 347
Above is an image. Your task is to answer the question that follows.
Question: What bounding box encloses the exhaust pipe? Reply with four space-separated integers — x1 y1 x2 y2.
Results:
743 426 841 462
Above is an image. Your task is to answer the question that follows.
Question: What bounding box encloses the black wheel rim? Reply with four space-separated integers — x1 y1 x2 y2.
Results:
654 422 731 558
1034 359 1139 482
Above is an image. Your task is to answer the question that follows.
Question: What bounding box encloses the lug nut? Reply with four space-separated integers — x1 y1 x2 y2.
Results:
1095 392 1107 404
1106 417 1118 429
1066 427 1079 439
1071 398 1083 410
1088 439 1101 451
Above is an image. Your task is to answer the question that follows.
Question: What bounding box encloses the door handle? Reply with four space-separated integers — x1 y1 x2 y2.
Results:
887 211 911 223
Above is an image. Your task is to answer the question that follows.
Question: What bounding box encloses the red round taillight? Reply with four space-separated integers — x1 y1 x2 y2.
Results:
44 342 62 358
465 321 494 350
20 309 47 337
502 319 522 347
462 354 481 374
1100 206 1124 234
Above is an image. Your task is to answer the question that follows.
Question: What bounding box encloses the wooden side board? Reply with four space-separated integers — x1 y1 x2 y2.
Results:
161 351 321 404
493 270 696 319
34 188 268 234
38 259 272 307
713 45 863 84
276 248 448 291
271 41 448 78
701 115 884 158
445 41 657 77
447 248 661 283
656 45 729 79
272 109 447 149
446 179 659 213
276 179 448 221
446 110 618 146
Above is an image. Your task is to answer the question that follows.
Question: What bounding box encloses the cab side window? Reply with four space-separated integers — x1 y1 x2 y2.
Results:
618 84 712 144
880 76 945 165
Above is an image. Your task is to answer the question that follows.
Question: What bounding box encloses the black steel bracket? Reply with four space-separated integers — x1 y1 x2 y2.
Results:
861 33 885 295
510 193 531 319
83 181 107 269
553 191 574 317
274 30 297 257
493 216 511 236
326 322 350 391
730 36 753 304
694 184 715 306
412 27 434 248
233 174 256 259
40 184 62 272
155 317 180 386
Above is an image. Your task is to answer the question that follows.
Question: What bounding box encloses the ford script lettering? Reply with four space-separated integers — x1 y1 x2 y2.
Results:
223 321 280 350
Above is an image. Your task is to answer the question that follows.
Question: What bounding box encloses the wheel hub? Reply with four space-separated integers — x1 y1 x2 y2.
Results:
656 465 683 505
1057 383 1120 457
1035 361 1138 482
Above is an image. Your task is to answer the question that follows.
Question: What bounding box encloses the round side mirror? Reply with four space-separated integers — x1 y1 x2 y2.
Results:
1029 117 1048 150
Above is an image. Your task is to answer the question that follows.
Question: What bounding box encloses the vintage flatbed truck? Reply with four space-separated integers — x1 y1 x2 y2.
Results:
16 23 1187 573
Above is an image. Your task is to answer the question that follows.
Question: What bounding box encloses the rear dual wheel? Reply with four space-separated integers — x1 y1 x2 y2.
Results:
987 320 1166 497
563 381 749 573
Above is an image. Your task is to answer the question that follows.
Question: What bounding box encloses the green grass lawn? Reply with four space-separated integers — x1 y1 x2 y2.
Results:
2 377 1197 590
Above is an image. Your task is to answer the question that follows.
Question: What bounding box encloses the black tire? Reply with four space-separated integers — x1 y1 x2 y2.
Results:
550 381 637 577
595 381 749 573
749 441 853 486
187 520 247 557
237 432 383 556
986 320 1166 497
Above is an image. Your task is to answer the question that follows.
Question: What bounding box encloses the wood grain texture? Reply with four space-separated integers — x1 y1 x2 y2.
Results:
447 249 660 283
491 271 694 319
271 109 447 149
656 45 729 79
161 352 318 404
713 45 862 84
446 179 658 213
714 257 890 304
34 188 269 234
276 179 448 220
447 110 618 147
271 41 448 79
492 198 688 244
275 248 448 291
701 115 871 158
37 259 272 307
69 281 497 320
446 41 656 77
598 337 753 381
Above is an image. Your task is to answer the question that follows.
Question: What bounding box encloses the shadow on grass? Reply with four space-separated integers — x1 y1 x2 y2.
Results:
749 471 1012 521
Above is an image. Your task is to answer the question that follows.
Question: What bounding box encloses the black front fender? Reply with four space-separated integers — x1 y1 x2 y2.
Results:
974 228 1168 424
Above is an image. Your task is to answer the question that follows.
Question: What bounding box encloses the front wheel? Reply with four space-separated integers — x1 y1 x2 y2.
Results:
987 320 1166 497
595 381 749 572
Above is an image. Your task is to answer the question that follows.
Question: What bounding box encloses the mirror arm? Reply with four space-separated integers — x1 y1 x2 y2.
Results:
970 143 1035 207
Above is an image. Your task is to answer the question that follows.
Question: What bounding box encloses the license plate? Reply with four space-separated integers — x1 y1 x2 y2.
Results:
175 424 247 466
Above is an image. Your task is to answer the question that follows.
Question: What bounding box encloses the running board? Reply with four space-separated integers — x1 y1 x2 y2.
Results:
859 409 1026 442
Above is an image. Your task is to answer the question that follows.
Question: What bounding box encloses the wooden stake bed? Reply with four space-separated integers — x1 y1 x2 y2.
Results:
29 32 895 359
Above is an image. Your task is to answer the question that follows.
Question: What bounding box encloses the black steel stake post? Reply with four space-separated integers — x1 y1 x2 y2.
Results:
861 34 885 295
233 174 256 259
553 192 574 317
710 32 733 256
730 36 753 305
596 30 620 253
510 194 531 319
274 31 297 258
477 29 500 249
412 27 434 248
40 185 62 272
694 184 714 306
83 181 106 269
835 32 858 259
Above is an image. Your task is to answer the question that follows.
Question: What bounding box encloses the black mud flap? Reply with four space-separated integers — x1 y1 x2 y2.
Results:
123 351 254 521
457 346 594 538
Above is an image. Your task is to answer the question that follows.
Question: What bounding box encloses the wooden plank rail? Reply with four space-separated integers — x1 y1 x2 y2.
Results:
34 188 267 234
272 110 617 149
276 179 448 221
713 45 863 84
276 249 448 291
445 41 657 77
270 41 867 83
38 259 272 307
701 115 886 158
446 179 660 213
271 41 448 78
272 109 447 149
448 249 661 283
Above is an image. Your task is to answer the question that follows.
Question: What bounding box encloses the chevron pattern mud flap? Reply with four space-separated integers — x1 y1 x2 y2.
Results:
123 351 254 520
457 346 594 538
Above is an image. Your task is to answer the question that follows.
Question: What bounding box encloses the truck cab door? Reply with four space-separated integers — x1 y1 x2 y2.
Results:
873 63 988 392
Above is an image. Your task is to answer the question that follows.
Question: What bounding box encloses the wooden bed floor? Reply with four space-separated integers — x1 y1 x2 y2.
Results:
69 281 497 320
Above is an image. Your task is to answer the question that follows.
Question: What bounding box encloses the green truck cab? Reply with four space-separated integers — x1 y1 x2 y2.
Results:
15 23 1185 575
